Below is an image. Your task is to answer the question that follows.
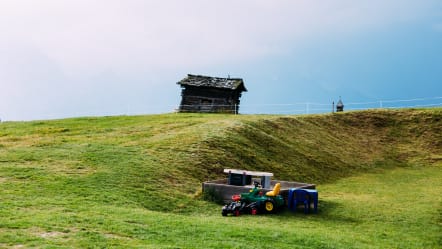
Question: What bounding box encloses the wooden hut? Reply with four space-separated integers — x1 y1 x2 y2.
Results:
177 74 247 114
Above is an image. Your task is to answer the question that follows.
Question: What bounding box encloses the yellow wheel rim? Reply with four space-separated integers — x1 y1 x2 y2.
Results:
265 202 274 211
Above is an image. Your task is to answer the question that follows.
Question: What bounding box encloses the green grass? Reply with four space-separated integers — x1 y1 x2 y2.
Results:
0 109 441 248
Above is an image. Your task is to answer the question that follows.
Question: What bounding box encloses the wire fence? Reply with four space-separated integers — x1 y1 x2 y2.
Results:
232 96 442 115
146 96 442 115
4 96 441 121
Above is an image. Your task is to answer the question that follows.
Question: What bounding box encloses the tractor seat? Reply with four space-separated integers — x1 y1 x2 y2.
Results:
265 183 281 197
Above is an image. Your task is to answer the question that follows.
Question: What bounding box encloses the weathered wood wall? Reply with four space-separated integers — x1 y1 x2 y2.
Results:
179 86 243 113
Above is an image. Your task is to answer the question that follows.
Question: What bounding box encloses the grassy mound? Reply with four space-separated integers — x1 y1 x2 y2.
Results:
200 109 441 183
0 108 440 248
1 109 440 212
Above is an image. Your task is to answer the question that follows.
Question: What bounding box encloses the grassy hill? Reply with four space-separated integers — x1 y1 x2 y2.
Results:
0 108 441 248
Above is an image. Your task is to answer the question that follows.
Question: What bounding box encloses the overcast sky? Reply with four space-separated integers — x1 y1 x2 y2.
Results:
1 0 442 121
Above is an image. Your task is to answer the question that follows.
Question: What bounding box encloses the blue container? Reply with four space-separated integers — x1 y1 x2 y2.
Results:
288 188 318 214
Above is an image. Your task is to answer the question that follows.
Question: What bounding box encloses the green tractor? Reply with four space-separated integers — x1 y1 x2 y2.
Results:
222 182 285 216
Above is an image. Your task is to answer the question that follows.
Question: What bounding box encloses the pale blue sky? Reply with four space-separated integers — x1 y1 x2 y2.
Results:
1 0 441 120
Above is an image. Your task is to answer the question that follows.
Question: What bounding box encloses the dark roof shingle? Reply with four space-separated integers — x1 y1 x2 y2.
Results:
177 74 247 92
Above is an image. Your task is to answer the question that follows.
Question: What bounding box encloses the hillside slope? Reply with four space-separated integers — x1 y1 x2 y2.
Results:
0 108 440 213
199 109 441 183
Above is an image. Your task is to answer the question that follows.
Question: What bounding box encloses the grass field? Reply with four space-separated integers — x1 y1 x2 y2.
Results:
0 109 441 248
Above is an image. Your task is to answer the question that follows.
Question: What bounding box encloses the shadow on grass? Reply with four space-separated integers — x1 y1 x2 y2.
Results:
270 199 360 224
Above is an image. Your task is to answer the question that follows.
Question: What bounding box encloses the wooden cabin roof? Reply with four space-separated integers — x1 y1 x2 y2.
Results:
177 74 247 92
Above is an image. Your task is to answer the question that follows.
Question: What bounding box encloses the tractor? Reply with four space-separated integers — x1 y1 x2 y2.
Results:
222 182 284 216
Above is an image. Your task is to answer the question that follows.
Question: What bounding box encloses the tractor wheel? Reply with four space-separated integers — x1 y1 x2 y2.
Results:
263 200 275 213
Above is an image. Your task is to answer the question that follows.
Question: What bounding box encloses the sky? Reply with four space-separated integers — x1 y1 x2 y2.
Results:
1 0 442 121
